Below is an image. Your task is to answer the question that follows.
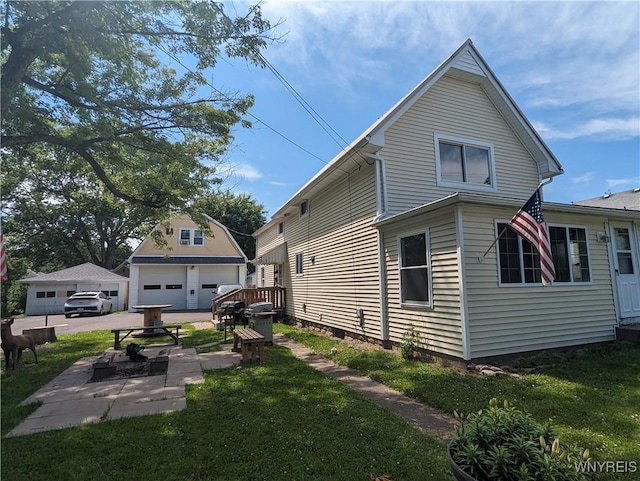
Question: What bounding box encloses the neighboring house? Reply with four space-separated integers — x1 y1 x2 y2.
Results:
18 262 129 315
128 213 247 311
574 188 640 211
253 39 640 361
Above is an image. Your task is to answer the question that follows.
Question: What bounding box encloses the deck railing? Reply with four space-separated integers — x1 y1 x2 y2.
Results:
212 286 286 319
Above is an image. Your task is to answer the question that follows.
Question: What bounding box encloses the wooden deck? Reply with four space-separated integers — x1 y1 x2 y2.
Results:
212 286 286 319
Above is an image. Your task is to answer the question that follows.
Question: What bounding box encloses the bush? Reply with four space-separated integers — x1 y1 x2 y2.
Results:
450 398 591 481
400 327 421 360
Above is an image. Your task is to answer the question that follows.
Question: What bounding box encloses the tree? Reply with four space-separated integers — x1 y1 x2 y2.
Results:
195 190 266 268
1 1 280 212
2 147 156 270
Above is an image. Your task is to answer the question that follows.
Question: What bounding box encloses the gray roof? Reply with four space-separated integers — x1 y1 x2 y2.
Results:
574 188 640 211
18 262 128 284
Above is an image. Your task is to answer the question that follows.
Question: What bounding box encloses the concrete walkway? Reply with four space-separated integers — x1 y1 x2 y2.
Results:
7 330 456 444
274 334 457 444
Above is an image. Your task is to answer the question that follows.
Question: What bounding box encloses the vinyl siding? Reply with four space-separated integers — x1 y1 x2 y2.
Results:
461 204 616 358
280 164 382 338
382 207 463 358
255 222 286 259
136 214 243 257
382 76 540 214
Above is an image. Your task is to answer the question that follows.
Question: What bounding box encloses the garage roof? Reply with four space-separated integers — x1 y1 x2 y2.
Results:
18 262 128 284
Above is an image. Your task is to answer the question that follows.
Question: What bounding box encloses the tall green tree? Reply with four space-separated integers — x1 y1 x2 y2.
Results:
195 190 266 268
1 0 281 212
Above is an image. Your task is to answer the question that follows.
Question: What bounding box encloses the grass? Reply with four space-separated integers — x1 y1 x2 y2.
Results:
1 325 452 481
274 324 640 480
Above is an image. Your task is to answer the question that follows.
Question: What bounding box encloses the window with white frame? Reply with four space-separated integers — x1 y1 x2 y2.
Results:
299 200 309 218
435 133 495 189
277 222 284 235
398 231 431 306
497 223 591 284
179 228 204 246
295 253 304 275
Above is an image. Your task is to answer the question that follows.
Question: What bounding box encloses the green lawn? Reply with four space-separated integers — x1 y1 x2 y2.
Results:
1 325 451 481
274 324 640 481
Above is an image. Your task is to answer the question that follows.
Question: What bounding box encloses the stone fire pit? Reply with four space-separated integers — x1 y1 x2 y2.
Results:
91 347 169 382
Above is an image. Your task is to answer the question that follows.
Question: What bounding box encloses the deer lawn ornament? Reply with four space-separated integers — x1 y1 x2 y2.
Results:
1 318 38 370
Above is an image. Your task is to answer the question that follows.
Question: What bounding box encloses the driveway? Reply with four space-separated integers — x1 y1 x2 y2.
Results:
10 311 214 335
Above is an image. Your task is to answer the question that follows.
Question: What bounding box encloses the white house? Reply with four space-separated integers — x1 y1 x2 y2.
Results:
128 213 247 311
19 262 129 315
253 39 640 361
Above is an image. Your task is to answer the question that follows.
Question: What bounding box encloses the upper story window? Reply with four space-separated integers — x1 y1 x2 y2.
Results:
299 200 309 219
277 222 284 235
435 133 496 191
497 222 591 285
179 228 204 246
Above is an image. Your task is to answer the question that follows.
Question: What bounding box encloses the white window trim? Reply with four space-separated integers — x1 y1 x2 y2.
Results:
434 132 497 193
178 228 205 247
277 221 284 236
295 252 304 276
299 200 309 219
397 228 433 308
495 220 593 287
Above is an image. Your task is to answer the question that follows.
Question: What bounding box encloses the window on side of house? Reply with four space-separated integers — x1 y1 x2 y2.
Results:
497 223 591 284
295 253 304 276
193 230 204 245
299 200 309 219
398 231 431 306
277 222 284 235
435 133 495 190
179 229 191 245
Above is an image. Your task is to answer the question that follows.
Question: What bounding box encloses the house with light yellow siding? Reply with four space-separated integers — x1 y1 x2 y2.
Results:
253 39 640 361
129 214 247 311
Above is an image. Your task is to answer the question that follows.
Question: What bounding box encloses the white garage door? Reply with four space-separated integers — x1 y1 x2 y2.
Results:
138 266 187 309
198 266 240 309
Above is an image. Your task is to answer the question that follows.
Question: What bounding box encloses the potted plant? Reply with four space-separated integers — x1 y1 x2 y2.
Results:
449 398 592 481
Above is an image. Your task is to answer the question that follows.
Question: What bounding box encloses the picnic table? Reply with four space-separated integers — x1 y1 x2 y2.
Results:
132 304 172 328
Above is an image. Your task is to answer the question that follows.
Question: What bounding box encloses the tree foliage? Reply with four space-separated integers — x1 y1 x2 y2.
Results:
195 190 266 268
1 0 280 211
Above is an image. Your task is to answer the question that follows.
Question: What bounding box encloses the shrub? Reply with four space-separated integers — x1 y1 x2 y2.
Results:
450 398 591 481
400 327 421 360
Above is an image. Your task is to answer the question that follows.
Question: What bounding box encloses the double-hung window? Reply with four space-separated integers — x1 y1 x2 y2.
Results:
497 223 591 284
179 229 204 246
435 133 495 190
398 231 431 306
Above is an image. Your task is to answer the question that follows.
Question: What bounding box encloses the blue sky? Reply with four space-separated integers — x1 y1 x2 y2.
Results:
205 1 639 217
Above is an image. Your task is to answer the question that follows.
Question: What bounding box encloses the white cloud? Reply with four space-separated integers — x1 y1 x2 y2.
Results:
269 181 288 187
571 172 597 184
606 177 640 189
532 117 640 141
235 163 263 181
263 1 639 140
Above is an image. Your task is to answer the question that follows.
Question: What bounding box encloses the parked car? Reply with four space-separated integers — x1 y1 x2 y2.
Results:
64 291 113 318
213 284 243 299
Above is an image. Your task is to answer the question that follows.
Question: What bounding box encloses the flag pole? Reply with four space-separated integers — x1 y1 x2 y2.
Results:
477 182 545 263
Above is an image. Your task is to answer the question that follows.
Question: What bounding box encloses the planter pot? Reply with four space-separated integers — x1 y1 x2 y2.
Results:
448 442 479 481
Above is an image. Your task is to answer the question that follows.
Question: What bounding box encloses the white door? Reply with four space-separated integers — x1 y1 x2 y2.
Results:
611 224 640 318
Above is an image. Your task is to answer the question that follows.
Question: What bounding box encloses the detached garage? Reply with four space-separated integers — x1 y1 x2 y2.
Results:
19 263 129 315
128 214 247 311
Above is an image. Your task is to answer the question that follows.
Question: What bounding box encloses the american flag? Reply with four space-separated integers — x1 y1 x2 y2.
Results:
508 189 555 285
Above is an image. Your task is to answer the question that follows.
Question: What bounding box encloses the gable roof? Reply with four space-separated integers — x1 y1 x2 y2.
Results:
574 188 640 211
18 262 127 284
260 39 563 229
129 213 247 262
